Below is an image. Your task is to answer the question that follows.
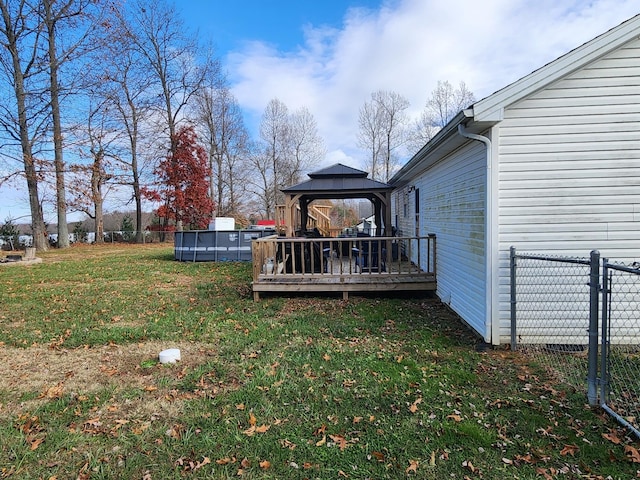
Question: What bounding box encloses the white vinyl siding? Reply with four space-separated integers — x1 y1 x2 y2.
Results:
416 142 487 338
393 187 415 237
496 38 640 343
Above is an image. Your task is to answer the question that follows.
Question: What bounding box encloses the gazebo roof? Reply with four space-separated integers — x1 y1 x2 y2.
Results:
280 163 393 236
281 163 391 196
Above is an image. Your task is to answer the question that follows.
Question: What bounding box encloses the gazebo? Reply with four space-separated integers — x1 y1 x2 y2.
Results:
280 163 393 237
251 163 436 301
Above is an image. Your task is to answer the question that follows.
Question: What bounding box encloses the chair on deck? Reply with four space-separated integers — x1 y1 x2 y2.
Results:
355 239 386 273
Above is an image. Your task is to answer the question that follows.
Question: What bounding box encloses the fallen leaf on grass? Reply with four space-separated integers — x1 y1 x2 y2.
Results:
515 454 534 464
99 365 118 376
176 456 211 472
559 444 579 456
313 424 327 435
243 424 270 436
39 382 64 399
259 460 271 469
406 459 419 473
446 414 462 422
165 424 184 439
462 460 478 474
371 451 385 462
625 445 640 463
603 431 622 444
329 434 347 451
131 422 150 435
280 438 297 450
536 467 554 480
409 398 422 413
29 437 45 451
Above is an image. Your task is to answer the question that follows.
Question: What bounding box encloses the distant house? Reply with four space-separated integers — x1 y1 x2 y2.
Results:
390 14 640 345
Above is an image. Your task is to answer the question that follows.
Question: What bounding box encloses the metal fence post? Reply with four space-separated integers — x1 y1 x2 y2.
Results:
600 259 609 408
510 246 517 350
587 250 600 406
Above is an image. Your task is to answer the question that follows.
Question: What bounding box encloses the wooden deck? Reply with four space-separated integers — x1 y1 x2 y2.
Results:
251 235 436 300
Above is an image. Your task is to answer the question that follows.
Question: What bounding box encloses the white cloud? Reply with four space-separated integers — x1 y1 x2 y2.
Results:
3 1 638 223
226 0 640 170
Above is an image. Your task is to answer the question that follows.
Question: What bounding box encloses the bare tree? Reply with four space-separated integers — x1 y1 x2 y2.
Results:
40 0 98 248
68 100 120 244
0 0 49 250
408 80 476 152
246 143 273 220
259 98 289 217
194 76 251 218
256 99 325 217
358 90 409 182
357 99 383 183
377 90 409 183
120 0 216 231
123 0 213 149
92 9 156 243
286 106 325 187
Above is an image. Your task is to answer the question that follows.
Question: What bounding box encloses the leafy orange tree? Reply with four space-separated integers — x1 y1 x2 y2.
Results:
146 125 214 230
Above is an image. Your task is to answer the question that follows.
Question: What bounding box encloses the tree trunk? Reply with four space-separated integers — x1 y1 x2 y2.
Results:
0 2 48 251
44 0 69 248
91 155 104 244
132 150 143 243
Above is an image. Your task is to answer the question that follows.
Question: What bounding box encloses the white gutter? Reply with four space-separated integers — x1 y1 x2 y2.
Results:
457 123 494 344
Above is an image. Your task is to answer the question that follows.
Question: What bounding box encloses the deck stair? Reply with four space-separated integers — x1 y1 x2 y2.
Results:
275 204 333 237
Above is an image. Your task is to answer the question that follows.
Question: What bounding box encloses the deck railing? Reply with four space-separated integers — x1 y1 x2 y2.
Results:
252 235 436 283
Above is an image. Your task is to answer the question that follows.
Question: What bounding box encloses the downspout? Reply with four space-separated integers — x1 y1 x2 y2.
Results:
457 122 494 344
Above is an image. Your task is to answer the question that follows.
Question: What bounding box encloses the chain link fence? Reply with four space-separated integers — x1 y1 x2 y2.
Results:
601 260 640 434
511 248 640 438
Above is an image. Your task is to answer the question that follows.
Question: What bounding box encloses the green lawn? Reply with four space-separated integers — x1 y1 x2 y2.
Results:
0 243 637 479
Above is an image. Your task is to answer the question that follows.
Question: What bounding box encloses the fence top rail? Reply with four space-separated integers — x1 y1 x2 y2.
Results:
513 252 590 266
603 261 640 275
254 235 436 244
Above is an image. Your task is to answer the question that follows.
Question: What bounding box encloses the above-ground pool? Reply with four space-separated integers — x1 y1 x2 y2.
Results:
174 229 276 262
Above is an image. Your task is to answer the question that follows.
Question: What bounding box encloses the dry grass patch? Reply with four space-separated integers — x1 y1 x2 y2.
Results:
0 340 232 419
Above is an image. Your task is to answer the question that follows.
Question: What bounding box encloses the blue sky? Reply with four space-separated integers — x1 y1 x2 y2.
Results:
1 0 639 224
178 0 384 53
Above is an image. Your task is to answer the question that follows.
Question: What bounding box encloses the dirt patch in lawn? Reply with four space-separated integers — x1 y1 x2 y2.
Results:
0 341 232 419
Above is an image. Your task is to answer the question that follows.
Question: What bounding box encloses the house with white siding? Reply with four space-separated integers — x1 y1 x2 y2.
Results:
389 14 640 345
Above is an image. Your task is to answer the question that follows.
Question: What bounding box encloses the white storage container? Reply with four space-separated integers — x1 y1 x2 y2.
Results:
209 217 235 231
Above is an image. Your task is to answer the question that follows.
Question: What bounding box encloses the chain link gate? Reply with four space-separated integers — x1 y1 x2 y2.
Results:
510 247 640 438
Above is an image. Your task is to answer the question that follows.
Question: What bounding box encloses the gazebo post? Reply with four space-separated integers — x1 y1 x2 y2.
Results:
285 194 300 237
384 191 392 236
373 198 382 237
300 197 311 235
